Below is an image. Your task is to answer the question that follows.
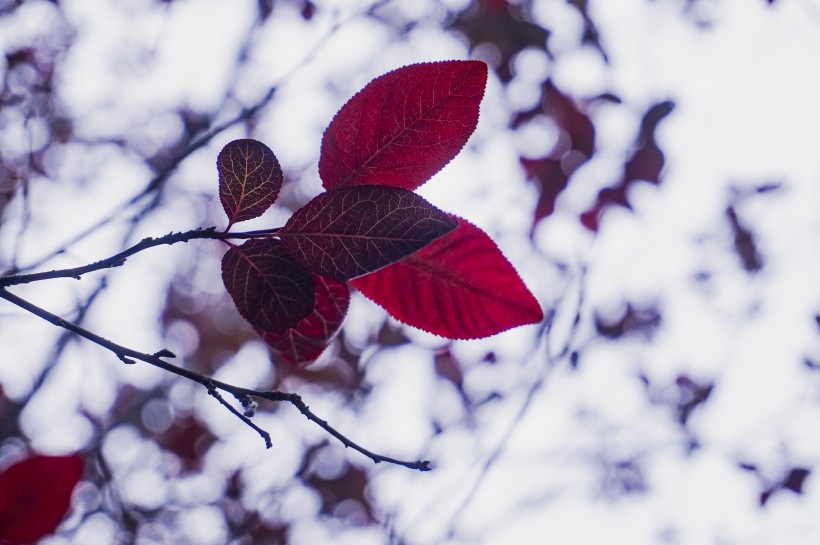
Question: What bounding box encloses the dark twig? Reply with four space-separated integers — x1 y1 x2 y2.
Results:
204 380 272 448
0 227 277 287
255 390 431 471
0 287 429 471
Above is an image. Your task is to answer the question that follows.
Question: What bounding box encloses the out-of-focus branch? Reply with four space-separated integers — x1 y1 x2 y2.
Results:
0 287 430 471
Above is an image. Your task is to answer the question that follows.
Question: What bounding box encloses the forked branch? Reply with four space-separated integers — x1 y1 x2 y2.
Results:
0 287 430 471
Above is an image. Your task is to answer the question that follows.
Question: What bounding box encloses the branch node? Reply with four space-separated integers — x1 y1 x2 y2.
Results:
153 348 177 359
118 354 136 365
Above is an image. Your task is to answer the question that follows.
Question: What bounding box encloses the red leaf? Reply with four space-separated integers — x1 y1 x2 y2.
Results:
259 275 350 368
0 454 83 545
218 139 283 227
520 156 570 225
319 60 487 191
280 185 458 280
580 101 674 231
221 239 315 334
516 80 597 232
352 217 543 339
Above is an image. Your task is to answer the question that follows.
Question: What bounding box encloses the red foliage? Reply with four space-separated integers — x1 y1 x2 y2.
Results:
353 218 543 339
319 61 486 191
280 186 457 280
517 80 597 232
580 101 675 231
259 276 350 368
218 139 282 228
448 0 550 82
217 60 542 366
221 239 315 335
0 454 83 545
518 80 597 231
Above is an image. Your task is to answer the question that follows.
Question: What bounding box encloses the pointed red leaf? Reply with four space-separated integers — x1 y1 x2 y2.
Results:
218 139 283 227
319 60 487 191
352 217 543 339
0 454 83 545
259 275 351 368
221 239 315 334
280 185 458 280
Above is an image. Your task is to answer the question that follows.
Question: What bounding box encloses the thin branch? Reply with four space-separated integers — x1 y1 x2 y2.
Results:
254 390 430 471
204 380 272 448
0 287 429 471
0 227 278 287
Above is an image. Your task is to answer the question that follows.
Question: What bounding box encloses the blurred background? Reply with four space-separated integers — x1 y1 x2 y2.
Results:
1 0 820 543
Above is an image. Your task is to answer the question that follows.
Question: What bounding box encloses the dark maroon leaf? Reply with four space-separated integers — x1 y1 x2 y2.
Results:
259 275 351 368
543 80 596 158
568 0 609 61
319 60 487 191
517 80 596 232
581 101 674 231
221 239 314 334
0 454 83 545
520 156 571 228
218 139 283 227
156 416 217 471
280 186 457 280
675 375 714 426
726 205 763 273
448 0 550 82
304 463 375 522
352 217 543 339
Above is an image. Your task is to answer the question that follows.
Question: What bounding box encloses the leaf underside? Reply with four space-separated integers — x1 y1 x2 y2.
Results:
259 275 351 368
352 217 544 339
280 185 458 280
218 139 283 226
320 60 487 191
221 239 315 335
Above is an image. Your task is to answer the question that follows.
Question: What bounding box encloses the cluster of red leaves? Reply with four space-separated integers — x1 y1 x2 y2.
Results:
218 61 543 367
0 454 83 544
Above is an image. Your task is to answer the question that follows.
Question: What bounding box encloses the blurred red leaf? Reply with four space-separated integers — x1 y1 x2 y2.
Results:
0 454 83 545
319 60 487 191
581 101 674 231
353 217 543 339
448 1 550 82
259 275 351 368
520 156 571 227
518 80 596 231
280 186 458 280
157 416 217 471
218 139 283 227
304 463 375 522
542 80 596 158
221 239 315 334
